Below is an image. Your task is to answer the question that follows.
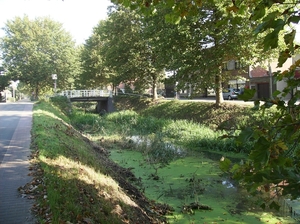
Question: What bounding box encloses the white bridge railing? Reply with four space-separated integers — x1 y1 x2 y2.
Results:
60 90 112 98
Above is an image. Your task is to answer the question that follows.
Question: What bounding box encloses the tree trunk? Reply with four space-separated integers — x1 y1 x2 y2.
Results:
152 82 158 100
151 74 158 101
215 74 223 106
34 83 39 100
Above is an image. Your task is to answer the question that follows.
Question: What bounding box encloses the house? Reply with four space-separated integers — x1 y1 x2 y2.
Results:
249 65 274 99
272 55 300 100
222 60 249 91
249 54 300 100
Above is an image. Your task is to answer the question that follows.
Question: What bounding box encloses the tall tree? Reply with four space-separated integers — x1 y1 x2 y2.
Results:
144 1 267 105
99 6 166 100
0 16 80 99
79 21 114 89
0 76 10 92
0 66 10 92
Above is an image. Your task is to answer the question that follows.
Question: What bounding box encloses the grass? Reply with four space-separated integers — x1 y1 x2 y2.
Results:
30 99 157 223
29 95 279 223
93 107 251 154
114 96 262 131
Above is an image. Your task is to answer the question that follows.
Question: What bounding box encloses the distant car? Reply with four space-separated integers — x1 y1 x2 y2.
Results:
222 88 240 100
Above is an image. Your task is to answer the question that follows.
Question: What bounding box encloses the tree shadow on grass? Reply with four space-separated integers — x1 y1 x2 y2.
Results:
27 150 169 223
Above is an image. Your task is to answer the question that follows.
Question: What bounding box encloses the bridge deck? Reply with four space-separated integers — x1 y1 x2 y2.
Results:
60 90 112 99
70 96 108 102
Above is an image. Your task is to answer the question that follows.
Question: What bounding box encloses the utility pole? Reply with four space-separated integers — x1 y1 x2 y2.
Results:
268 62 273 99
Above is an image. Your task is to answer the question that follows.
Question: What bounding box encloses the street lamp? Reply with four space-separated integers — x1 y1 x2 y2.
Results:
52 74 57 94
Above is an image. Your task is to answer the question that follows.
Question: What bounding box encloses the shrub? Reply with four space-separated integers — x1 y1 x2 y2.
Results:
50 96 72 115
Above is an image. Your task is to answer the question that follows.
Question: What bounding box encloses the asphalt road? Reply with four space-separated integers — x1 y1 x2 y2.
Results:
0 99 36 224
0 101 33 163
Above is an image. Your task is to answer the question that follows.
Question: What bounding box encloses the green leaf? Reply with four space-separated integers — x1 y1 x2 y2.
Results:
165 14 181 24
271 19 285 31
288 97 298 106
219 157 231 172
263 100 274 109
260 202 266 210
288 16 300 24
249 136 271 167
166 0 175 7
284 31 296 46
253 100 261 109
238 88 255 101
263 31 279 50
254 23 265 35
278 49 290 67
272 90 281 97
251 4 266 20
230 163 240 173
236 127 253 146
121 0 131 8
264 11 279 21
130 4 139 10
255 12 282 34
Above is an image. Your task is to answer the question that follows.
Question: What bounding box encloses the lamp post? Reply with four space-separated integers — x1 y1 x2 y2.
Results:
52 74 57 94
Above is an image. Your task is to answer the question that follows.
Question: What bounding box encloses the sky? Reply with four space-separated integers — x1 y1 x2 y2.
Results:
0 0 112 45
0 0 299 45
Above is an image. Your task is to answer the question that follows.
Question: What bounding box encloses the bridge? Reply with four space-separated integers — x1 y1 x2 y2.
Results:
59 90 114 113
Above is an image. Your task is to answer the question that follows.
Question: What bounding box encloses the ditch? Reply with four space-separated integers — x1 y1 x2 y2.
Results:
108 139 297 224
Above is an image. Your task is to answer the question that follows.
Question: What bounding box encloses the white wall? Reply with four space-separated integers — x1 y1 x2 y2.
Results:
273 56 299 100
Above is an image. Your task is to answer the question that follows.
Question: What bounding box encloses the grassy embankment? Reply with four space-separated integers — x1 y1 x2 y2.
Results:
29 98 165 223
28 96 273 223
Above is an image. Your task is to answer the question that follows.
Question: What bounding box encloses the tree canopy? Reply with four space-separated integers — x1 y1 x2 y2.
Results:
112 0 299 66
78 21 113 89
152 1 269 103
82 6 167 99
0 16 80 99
0 75 10 92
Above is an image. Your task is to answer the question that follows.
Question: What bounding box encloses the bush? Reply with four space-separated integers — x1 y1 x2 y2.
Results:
50 96 72 115
71 111 102 132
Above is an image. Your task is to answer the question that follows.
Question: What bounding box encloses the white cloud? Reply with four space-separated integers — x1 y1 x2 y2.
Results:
0 0 112 44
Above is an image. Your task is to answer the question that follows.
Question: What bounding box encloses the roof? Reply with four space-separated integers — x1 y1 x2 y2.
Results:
250 66 268 78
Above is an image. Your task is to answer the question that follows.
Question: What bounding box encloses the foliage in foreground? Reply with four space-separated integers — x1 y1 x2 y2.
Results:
221 87 300 210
